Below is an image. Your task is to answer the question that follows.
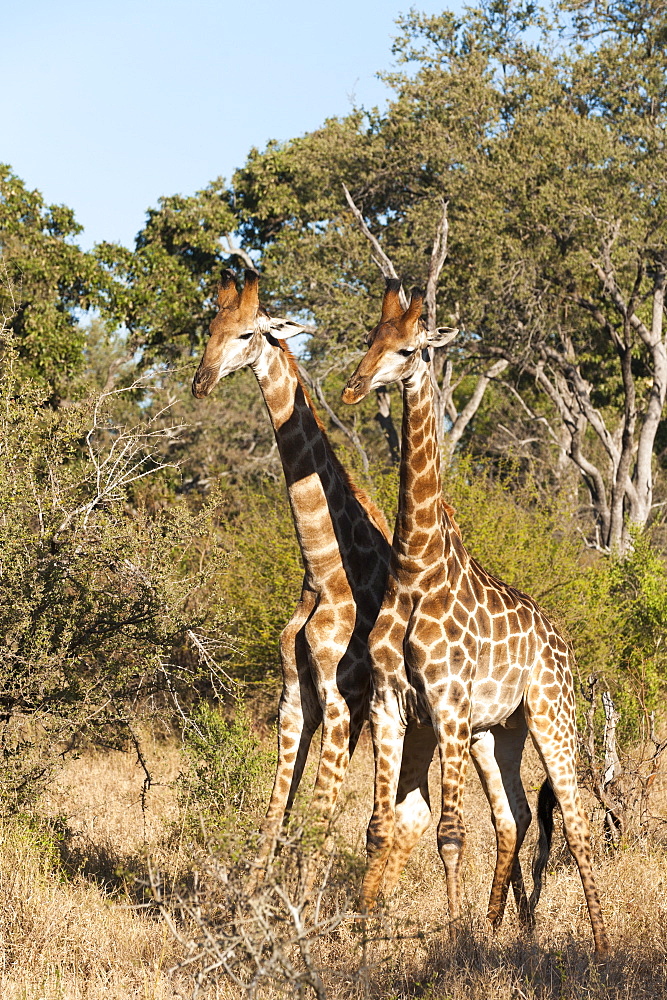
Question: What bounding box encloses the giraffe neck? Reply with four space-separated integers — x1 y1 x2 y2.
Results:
394 360 449 573
251 336 388 590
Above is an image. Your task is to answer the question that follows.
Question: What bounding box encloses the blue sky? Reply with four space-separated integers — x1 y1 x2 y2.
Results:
3 0 460 250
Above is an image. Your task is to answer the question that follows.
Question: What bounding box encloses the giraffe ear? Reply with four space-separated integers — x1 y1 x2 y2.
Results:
240 269 260 311
217 268 238 307
380 278 403 322
428 325 459 348
267 316 312 340
403 287 424 325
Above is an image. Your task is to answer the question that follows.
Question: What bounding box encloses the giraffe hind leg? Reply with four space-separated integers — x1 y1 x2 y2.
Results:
527 702 609 956
252 596 321 882
379 721 437 898
470 718 532 930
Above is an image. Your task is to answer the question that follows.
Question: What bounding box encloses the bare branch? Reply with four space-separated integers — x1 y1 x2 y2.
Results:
220 233 256 271
425 198 450 332
498 379 561 445
53 372 184 538
446 359 508 455
375 387 400 465
592 260 657 347
342 184 409 310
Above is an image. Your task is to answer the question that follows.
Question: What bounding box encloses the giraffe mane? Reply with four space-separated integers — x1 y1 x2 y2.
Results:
440 499 462 539
278 340 392 543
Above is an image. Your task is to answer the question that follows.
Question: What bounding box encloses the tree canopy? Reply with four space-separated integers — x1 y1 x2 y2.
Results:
0 165 111 401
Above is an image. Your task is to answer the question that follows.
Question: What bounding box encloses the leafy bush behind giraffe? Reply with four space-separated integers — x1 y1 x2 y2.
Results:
178 696 272 841
218 452 667 741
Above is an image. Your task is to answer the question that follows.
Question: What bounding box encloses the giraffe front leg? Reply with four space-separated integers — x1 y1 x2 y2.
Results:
252 593 320 883
361 687 405 911
309 696 353 822
304 607 365 829
434 704 471 932
379 721 437 898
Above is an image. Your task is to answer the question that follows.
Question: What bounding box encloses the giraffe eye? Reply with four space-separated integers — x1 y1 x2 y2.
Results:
239 330 254 340
398 348 416 358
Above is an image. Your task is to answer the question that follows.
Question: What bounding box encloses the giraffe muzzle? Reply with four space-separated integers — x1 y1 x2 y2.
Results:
192 364 216 398
342 375 370 404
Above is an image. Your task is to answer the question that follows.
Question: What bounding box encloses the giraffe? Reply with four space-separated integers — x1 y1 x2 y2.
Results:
192 269 541 905
341 279 609 956
192 268 392 871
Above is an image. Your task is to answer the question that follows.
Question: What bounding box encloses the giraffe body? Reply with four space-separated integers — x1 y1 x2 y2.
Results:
342 280 608 955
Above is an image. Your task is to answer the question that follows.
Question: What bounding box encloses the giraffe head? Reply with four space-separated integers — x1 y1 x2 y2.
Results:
192 269 305 397
341 278 457 404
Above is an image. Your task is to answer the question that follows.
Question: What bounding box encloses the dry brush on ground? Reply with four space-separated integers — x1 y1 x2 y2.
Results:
0 725 664 1000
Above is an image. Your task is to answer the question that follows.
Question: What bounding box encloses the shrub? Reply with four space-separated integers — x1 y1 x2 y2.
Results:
215 483 304 685
604 531 667 733
178 695 272 839
0 329 235 808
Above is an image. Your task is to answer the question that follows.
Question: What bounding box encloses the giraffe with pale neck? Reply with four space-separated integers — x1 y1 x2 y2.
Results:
342 279 609 956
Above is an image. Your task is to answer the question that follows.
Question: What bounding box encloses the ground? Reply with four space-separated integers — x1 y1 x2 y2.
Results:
0 724 664 999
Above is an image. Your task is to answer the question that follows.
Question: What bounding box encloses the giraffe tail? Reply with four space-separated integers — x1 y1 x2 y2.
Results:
528 778 557 918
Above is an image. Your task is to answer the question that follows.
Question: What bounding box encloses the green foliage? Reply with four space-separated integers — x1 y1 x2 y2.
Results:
605 532 667 733
216 483 304 684
0 328 234 808
179 696 271 838
0 167 112 401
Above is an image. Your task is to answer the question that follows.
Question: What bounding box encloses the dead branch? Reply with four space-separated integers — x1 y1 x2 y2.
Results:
220 233 256 272
53 373 184 539
150 823 441 999
581 676 625 843
445 358 509 456
341 184 408 310
425 198 450 333
580 675 667 843
375 387 400 465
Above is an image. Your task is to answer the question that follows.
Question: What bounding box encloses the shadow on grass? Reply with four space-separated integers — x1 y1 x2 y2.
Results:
371 920 667 1000
44 815 150 901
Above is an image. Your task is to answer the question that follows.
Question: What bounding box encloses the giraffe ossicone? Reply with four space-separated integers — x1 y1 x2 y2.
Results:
342 278 609 956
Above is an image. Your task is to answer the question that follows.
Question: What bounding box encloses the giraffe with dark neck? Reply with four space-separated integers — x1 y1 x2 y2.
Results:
342 279 608 956
193 269 391 870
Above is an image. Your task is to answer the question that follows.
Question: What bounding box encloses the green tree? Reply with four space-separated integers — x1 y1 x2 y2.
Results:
220 1 667 551
0 165 111 401
95 179 238 362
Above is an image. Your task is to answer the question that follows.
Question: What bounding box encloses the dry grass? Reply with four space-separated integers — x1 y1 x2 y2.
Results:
0 726 664 999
